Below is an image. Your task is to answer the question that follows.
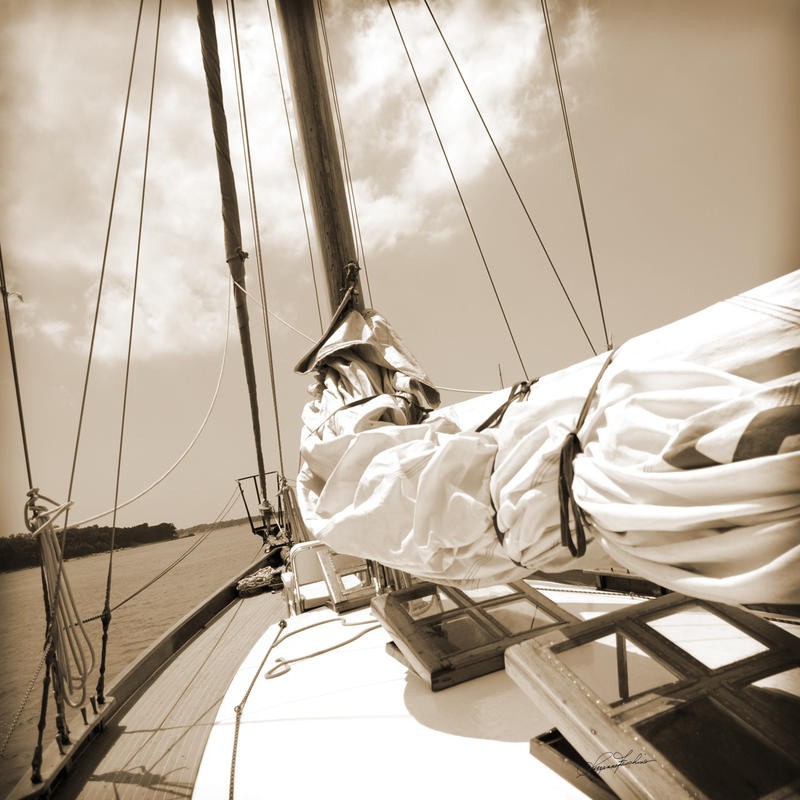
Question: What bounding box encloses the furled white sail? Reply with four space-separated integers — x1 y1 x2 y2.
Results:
296 271 800 605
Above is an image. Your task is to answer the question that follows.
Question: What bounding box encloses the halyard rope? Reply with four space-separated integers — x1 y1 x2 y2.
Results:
229 619 287 800
69 278 232 530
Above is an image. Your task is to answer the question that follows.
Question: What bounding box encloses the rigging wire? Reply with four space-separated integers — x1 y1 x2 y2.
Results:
117 596 248 779
64 0 147 530
265 0 325 334
386 0 530 381
227 0 286 478
422 0 598 356
540 0 610 351
8 2 148 763
97 0 163 705
3 484 249 755
0 651 47 758
437 384 495 394
316 0 375 308
81 485 241 623
0 242 34 490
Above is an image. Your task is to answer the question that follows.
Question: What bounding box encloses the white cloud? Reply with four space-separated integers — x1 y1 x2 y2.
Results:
325 0 598 251
87 262 230 363
1 0 597 362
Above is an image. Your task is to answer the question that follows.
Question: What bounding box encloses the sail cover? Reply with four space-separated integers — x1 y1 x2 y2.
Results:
296 271 800 605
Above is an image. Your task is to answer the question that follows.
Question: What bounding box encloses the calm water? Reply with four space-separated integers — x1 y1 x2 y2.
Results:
0 523 266 797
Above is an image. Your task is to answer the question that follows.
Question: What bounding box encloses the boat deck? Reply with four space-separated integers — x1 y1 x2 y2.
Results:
53 591 287 800
193 603 596 800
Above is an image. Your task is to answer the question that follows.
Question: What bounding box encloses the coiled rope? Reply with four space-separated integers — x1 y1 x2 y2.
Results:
0 498 95 763
32 501 95 709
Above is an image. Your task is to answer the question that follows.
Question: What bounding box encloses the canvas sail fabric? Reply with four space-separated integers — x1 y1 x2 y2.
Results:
296 272 800 604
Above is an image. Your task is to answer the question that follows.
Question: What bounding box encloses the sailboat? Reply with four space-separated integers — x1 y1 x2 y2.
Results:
2 0 798 798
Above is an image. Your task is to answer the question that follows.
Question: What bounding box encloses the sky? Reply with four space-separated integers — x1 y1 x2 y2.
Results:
1 0 798 537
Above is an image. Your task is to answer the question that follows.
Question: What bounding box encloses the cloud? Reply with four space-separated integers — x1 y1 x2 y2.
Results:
324 0 598 252
1 0 597 362
87 261 231 363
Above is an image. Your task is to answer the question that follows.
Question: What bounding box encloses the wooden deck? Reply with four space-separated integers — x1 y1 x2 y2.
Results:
52 591 286 800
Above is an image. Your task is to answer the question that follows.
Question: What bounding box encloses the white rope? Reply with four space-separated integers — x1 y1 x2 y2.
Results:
231 279 316 343
30 503 95 709
70 279 233 528
437 385 494 395
232 281 501 395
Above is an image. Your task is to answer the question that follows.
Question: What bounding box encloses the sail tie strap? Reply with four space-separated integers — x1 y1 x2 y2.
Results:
475 378 538 432
476 379 537 563
558 349 616 557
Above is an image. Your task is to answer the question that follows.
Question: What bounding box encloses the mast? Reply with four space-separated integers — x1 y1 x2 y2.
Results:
275 0 365 315
196 0 268 502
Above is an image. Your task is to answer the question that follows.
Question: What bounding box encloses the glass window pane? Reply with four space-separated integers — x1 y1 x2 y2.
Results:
636 697 799 799
646 607 768 669
398 588 459 620
418 614 495 654
558 634 678 704
485 598 555 635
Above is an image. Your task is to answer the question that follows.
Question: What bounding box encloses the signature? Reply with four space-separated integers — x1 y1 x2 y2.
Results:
578 749 656 778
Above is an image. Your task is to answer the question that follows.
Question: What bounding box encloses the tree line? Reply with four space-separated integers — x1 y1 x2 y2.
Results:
0 517 253 574
0 522 177 573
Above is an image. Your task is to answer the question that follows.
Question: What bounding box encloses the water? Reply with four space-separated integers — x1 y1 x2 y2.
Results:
0 523 266 797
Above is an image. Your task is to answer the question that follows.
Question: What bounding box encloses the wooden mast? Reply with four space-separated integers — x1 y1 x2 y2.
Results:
275 0 365 316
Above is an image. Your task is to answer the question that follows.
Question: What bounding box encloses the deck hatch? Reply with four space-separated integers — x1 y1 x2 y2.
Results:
506 593 800 799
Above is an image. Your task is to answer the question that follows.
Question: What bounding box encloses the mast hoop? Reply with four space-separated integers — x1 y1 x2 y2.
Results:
226 247 249 263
